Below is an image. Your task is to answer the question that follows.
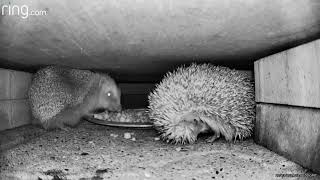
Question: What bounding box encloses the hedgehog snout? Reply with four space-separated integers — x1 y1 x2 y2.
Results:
166 121 198 144
164 113 208 144
181 112 200 122
107 103 122 112
180 113 209 134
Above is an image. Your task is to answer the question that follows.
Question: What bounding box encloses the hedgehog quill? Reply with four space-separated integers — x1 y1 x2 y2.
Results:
148 64 255 144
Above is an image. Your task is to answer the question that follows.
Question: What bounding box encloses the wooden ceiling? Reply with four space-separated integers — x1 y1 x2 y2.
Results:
0 0 319 82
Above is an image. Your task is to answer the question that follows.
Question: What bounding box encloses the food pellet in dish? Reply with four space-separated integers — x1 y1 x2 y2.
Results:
93 109 151 123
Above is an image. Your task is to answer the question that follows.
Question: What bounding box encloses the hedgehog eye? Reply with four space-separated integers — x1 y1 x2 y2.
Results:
106 92 112 97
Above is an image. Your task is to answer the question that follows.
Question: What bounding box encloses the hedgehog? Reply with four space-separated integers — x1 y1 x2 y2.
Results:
29 66 121 130
148 63 255 144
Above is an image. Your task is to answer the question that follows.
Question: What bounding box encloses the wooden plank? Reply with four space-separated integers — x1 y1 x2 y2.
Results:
1 0 320 83
0 70 11 100
0 100 32 131
10 70 33 100
254 39 320 108
0 100 11 131
254 103 320 173
0 69 32 100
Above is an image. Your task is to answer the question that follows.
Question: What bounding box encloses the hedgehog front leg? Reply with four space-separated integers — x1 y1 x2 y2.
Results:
171 112 211 143
47 116 71 131
200 116 234 142
46 107 81 131
56 121 71 131
206 132 221 143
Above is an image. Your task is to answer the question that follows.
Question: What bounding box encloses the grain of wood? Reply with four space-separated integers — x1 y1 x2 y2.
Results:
255 39 320 108
0 100 32 131
255 103 320 174
0 69 32 100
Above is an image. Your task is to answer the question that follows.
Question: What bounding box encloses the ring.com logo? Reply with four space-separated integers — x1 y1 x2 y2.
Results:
1 5 47 19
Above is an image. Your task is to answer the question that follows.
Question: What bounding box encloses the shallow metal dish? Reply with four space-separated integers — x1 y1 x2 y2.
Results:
84 116 154 128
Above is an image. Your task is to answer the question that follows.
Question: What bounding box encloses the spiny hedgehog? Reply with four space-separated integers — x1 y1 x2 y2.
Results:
29 66 121 130
148 63 255 144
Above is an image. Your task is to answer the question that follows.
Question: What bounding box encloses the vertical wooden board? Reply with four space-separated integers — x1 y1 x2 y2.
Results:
254 39 320 108
0 100 32 131
9 100 32 128
0 69 32 100
0 70 11 100
254 52 287 104
254 61 260 101
255 104 320 173
0 101 11 131
10 70 33 100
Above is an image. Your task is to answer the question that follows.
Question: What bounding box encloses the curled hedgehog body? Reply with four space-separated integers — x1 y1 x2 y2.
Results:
148 63 255 144
29 66 121 130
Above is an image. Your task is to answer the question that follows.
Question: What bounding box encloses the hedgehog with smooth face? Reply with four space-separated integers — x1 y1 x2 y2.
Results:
148 63 255 144
29 66 121 130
